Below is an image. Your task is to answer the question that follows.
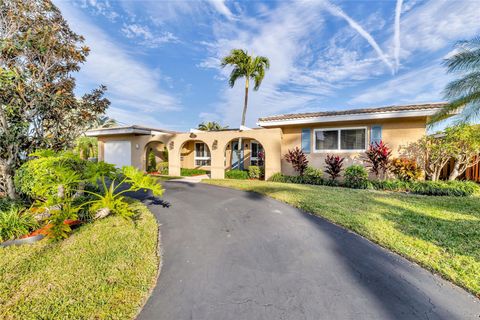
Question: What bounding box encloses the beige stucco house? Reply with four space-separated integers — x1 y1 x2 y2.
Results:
86 102 446 180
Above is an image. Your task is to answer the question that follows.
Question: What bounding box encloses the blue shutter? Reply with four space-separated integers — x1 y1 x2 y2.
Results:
301 128 311 154
370 125 382 145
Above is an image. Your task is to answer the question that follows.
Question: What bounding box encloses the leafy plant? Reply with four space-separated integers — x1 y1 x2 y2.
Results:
248 166 261 179
303 166 323 185
75 136 98 160
324 155 344 181
156 161 169 175
268 173 287 183
226 169 249 180
364 141 392 178
180 168 208 176
147 149 157 173
0 206 38 242
284 147 309 176
390 158 422 181
344 165 369 189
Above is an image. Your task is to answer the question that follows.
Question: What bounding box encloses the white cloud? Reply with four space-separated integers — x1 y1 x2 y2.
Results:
77 0 119 21
121 23 178 47
394 0 403 71
54 1 181 126
207 0 235 19
349 63 450 106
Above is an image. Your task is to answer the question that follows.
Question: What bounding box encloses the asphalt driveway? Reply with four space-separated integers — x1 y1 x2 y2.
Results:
136 181 480 320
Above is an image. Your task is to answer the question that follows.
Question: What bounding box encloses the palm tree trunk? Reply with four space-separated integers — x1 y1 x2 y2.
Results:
238 78 249 170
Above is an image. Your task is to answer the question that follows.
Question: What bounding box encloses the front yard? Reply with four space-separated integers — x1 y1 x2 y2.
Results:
0 201 159 319
204 179 480 297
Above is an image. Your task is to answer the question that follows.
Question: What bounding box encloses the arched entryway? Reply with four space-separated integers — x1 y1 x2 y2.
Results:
144 141 168 174
224 138 265 180
179 139 212 177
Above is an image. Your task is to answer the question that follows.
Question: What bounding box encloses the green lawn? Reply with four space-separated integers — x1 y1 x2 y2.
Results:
204 179 480 297
0 201 159 319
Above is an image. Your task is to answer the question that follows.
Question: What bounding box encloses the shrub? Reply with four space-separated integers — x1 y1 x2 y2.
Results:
303 166 323 185
0 206 38 242
390 158 422 181
180 168 208 176
248 166 261 179
147 150 157 173
364 141 392 178
369 179 410 191
225 169 249 180
284 147 308 176
344 165 369 189
409 180 479 196
324 155 344 181
268 173 287 183
157 161 169 175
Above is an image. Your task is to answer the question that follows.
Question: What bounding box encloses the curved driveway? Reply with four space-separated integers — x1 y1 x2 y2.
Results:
137 181 480 320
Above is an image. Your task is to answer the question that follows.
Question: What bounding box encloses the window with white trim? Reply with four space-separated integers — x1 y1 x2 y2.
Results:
314 127 366 152
250 141 264 166
194 142 211 166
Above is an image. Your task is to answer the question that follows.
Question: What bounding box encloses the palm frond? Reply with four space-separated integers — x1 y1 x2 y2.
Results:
429 91 480 124
443 71 480 98
445 49 480 73
228 67 244 88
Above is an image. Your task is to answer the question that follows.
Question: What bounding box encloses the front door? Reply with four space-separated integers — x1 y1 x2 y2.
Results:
231 141 244 170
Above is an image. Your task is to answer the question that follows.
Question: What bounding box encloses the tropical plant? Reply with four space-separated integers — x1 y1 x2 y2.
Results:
75 136 98 160
0 0 110 199
364 141 392 178
197 121 228 131
147 149 157 173
303 166 323 185
157 161 169 175
430 36 480 123
180 168 208 176
284 147 308 176
344 165 369 189
390 158 422 182
443 124 480 180
324 155 344 181
221 49 270 169
90 116 118 129
248 166 261 179
225 169 249 180
0 206 38 242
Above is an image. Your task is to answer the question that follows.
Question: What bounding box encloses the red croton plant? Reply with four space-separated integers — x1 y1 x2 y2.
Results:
364 141 392 178
284 147 308 176
324 155 344 181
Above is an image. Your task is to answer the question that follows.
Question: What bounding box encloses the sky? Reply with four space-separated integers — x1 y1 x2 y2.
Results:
53 0 480 131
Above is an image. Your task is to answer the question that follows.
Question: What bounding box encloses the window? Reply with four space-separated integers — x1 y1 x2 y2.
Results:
194 142 211 166
250 141 264 166
314 127 366 151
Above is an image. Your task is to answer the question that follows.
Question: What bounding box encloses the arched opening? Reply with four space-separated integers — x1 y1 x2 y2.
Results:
144 141 168 174
179 139 211 177
224 138 265 180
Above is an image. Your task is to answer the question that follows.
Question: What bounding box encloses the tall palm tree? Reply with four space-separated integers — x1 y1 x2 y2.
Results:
430 36 480 123
95 116 118 128
197 121 229 131
221 49 269 169
221 49 270 127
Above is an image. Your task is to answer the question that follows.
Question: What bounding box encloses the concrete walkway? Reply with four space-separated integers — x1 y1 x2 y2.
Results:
169 174 209 183
136 181 480 320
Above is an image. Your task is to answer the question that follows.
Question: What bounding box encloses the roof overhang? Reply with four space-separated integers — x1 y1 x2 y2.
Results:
86 127 154 137
257 108 443 127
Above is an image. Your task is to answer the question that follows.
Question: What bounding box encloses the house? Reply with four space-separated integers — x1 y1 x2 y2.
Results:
86 102 446 179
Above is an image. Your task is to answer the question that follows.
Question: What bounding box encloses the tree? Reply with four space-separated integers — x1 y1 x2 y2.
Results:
90 116 118 129
0 0 109 199
284 147 308 176
221 49 269 169
197 121 228 131
430 36 480 123
444 124 480 180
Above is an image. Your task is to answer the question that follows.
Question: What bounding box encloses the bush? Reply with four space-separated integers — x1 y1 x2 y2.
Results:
364 141 392 178
369 179 410 191
344 165 369 189
157 161 169 175
0 206 38 242
390 158 422 181
324 155 344 181
303 166 323 185
268 173 287 183
225 169 249 180
180 168 208 176
248 166 261 179
409 180 479 196
284 147 308 176
147 150 157 173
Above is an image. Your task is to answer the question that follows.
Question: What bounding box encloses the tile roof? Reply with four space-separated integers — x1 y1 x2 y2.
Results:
258 102 447 122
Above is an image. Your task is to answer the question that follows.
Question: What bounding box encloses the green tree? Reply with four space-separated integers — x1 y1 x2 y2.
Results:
90 116 118 129
444 124 480 180
430 36 480 123
221 49 269 169
197 121 228 131
0 0 109 198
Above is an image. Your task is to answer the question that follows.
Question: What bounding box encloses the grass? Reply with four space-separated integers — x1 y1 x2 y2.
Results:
204 179 480 297
180 168 209 176
0 201 159 319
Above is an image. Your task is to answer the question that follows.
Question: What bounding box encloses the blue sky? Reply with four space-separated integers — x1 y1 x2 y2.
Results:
54 0 480 131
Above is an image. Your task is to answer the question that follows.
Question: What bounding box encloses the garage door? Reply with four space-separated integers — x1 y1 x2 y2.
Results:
104 141 131 168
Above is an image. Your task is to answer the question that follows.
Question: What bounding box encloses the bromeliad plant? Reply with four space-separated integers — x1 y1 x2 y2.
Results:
85 166 164 220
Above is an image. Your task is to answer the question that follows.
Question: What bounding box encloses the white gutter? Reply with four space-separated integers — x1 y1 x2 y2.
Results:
256 108 443 127
85 127 153 136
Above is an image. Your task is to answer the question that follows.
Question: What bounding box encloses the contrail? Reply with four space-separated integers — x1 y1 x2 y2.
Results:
324 2 395 74
394 0 403 71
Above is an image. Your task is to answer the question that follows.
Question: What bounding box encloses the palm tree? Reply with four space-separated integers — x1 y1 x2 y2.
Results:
221 49 270 127
95 116 118 128
430 36 480 123
197 121 229 131
221 49 269 169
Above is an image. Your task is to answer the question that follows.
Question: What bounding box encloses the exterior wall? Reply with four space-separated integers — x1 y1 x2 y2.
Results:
278 117 427 175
